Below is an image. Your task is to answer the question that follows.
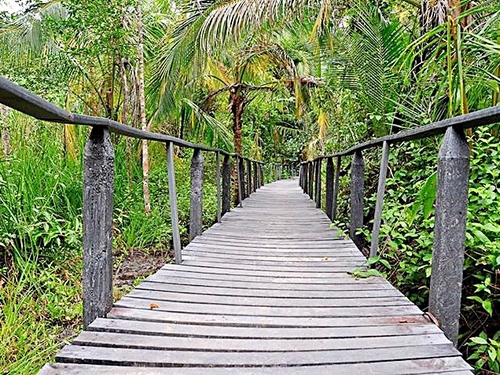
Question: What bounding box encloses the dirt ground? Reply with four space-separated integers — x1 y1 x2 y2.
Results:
114 248 171 289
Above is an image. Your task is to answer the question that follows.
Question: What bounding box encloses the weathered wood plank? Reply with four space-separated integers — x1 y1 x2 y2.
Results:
73 331 450 352
114 296 421 317
88 318 444 339
135 281 405 298
126 289 413 308
107 307 427 327
145 275 392 290
40 361 473 375
56 344 460 367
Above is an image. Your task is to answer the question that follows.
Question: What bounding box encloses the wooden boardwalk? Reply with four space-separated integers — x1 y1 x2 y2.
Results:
40 180 472 374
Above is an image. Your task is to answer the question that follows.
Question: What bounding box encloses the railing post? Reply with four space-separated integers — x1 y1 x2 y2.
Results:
325 157 334 220
429 126 470 347
332 156 341 221
83 126 114 329
215 152 222 223
308 162 314 199
299 164 304 189
237 156 244 206
350 151 364 249
315 159 322 209
370 141 390 258
222 155 231 216
260 164 264 186
167 142 182 264
246 159 252 197
253 161 258 192
189 148 204 241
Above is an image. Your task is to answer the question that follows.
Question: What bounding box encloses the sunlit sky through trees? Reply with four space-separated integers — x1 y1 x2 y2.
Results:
0 0 21 12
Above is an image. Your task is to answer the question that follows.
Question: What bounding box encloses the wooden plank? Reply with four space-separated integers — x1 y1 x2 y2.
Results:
113 298 423 318
145 275 393 290
126 289 413 308
73 331 450 352
180 260 361 273
40 361 473 375
183 247 364 257
107 307 427 327
56 344 460 367
135 281 405 297
181 253 366 263
159 264 367 278
88 318 444 339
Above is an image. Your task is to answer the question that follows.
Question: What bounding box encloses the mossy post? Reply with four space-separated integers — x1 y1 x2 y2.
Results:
253 161 258 191
332 156 341 221
189 148 204 241
308 162 314 199
429 126 470 347
370 141 390 258
166 142 182 264
325 157 334 221
222 155 231 216
315 159 322 209
350 151 364 249
83 126 114 329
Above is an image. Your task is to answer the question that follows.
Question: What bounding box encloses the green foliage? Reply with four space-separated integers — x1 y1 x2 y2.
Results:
468 331 500 373
343 130 500 373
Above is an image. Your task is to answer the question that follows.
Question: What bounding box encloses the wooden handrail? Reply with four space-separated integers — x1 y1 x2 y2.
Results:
0 75 266 329
298 108 500 347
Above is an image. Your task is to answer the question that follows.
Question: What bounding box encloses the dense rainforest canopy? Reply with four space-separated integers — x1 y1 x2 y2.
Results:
0 0 499 373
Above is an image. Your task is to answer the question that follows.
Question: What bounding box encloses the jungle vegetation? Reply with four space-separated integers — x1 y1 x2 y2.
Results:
0 0 499 373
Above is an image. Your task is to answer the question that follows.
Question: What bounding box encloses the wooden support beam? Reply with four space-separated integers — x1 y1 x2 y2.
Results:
189 149 204 241
315 159 322 209
325 157 334 221
308 162 314 200
370 141 390 258
332 156 341 221
246 159 252 197
167 142 182 264
237 156 244 206
253 161 258 192
82 126 114 329
222 155 231 217
215 152 222 223
350 151 364 249
429 126 470 347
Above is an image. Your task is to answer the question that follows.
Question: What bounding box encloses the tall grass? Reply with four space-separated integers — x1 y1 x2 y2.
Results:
0 112 219 373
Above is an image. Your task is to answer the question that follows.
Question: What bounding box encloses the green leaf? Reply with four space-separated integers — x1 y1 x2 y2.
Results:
421 172 437 219
470 337 488 345
488 347 497 362
379 259 391 269
482 223 500 233
472 229 490 244
482 299 493 316
468 295 484 304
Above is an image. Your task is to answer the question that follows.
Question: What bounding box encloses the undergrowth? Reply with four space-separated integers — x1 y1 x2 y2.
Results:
0 113 219 374
335 129 500 374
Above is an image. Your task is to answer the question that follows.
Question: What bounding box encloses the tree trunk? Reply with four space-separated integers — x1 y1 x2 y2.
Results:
230 87 245 203
120 57 133 191
1 104 11 156
137 4 151 215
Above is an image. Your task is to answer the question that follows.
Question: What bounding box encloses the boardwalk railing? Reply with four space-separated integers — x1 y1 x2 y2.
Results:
299 106 500 346
0 76 264 328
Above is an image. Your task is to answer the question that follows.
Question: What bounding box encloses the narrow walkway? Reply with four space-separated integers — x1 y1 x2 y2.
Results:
40 180 472 374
